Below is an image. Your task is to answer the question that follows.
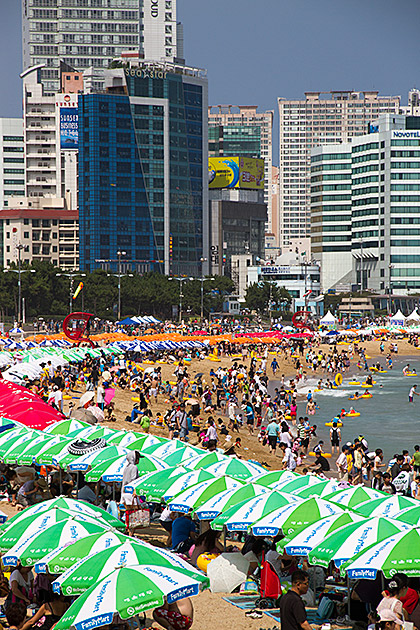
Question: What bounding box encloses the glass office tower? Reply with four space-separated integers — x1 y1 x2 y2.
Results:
78 63 208 274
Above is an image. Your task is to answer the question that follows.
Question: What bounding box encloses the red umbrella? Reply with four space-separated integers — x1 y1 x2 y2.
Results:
10 408 59 430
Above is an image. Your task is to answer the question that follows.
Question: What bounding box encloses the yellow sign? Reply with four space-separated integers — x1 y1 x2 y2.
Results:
208 157 264 190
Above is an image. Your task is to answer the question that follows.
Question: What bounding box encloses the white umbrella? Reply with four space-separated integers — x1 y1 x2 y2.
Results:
206 552 250 593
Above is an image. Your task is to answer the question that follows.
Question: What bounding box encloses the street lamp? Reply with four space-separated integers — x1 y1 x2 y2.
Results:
56 271 86 313
4 245 36 324
117 251 126 321
388 264 394 315
169 277 193 323
198 257 214 322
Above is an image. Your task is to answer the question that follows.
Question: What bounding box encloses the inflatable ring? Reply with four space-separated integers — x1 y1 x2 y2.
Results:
369 367 378 372
196 553 218 574
335 373 343 386
349 381 360 385
377 370 387 373
309 451 332 458
360 393 372 399
67 438 107 456
284 415 292 420
63 395 72 400
325 421 343 427
345 412 360 417
131 397 140 402
361 384 372 388
314 389 322 392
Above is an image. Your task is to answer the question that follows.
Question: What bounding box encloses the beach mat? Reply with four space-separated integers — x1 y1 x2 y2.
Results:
264 608 317 622
222 595 258 610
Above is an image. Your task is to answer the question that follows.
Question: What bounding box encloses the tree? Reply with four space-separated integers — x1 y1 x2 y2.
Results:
245 281 292 315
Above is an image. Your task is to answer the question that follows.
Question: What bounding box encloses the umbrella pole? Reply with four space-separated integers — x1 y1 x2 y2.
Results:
59 468 63 495
346 574 351 620
113 482 115 501
223 526 227 552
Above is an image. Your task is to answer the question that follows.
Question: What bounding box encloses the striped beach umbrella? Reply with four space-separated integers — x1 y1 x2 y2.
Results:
125 468 216 501
324 486 387 509
168 476 245 513
53 565 208 630
211 490 300 532
199 459 265 481
194 483 268 521
85 453 167 483
355 495 419 518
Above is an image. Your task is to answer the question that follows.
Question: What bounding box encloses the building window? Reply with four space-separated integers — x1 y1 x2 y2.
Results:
24 232 29 239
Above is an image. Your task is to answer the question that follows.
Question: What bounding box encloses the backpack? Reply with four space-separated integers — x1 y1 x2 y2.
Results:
393 471 411 496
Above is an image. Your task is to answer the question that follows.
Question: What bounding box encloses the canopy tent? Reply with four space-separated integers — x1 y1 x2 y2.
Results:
389 309 406 325
406 309 420 322
319 311 336 328
116 317 137 326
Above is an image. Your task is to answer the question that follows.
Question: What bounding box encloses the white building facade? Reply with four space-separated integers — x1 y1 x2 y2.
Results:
22 65 78 211
22 0 141 93
0 119 25 209
278 91 400 249
141 0 184 63
311 114 420 294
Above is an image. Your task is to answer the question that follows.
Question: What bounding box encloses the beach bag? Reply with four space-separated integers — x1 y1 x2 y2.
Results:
128 506 150 530
314 595 336 622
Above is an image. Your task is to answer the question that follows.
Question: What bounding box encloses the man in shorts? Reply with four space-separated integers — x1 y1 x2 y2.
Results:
153 597 193 630
409 384 419 403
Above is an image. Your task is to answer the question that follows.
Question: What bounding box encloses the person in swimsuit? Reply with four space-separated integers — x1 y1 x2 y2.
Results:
153 598 194 630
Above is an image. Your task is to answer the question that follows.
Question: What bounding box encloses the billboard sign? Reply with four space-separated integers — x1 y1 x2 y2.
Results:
208 157 264 190
60 108 78 149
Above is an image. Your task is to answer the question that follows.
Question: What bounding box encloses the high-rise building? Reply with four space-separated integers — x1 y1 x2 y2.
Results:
21 65 78 211
311 114 420 294
278 91 400 249
0 119 25 209
208 105 273 233
78 60 208 276
22 0 141 93
141 0 184 63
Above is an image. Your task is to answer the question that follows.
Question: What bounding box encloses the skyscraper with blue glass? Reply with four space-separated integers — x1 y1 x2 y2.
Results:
78 61 208 275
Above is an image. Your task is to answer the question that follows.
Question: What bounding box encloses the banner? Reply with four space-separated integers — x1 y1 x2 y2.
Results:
208 157 264 189
60 108 78 149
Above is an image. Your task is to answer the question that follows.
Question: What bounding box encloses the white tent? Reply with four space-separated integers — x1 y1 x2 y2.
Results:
319 310 336 324
406 309 420 322
389 309 406 325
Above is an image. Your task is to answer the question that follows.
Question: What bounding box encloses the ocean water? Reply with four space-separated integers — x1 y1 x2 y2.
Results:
271 358 420 462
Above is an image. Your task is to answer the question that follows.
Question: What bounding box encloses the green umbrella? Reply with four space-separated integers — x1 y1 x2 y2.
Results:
355 494 419 518
169 476 246 513
44 419 90 435
3 434 53 466
85 453 167 483
182 451 228 470
2 516 111 566
254 469 301 488
393 505 420 527
52 539 208 596
279 512 366 556
200 459 266 481
107 432 164 450
35 530 129 574
142 440 202 461
274 475 329 495
58 445 127 471
125 468 215 501
0 497 124 533
211 490 300 531
36 438 75 466
290 479 341 499
23 436 70 467
342 528 420 579
308 516 409 568
194 483 268 521
324 486 387 509
163 446 206 467
65 426 119 441
0 429 39 459
53 565 207 630
251 497 344 537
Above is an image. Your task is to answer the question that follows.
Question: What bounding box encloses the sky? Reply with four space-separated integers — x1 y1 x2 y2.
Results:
1 0 419 161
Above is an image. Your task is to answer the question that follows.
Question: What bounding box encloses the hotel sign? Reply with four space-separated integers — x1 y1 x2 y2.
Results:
262 266 291 274
392 131 420 139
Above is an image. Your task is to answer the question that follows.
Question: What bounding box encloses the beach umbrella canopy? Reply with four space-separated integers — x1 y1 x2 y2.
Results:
274 475 329 495
211 491 300 532
183 451 228 470
85 453 167 483
35 530 129 574
107 432 164 450
34 438 74 465
162 446 206 467
125 468 215 500
53 565 208 630
2 516 111 566
2 433 53 465
250 497 344 537
341 529 420 579
294 480 342 499
14 435 70 467
324 486 387 509
0 497 124 533
53 539 208 596
0 429 40 459
308 517 409 568
194 483 268 521
168 477 245 513
66 445 129 472
66 426 119 441
199 458 265 481
0 507 105 552
392 505 420 527
141 439 194 460
45 419 90 435
355 495 419 518
280 512 366 556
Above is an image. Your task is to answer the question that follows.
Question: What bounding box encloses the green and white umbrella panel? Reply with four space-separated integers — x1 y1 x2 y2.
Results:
54 565 207 630
168 476 245 513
